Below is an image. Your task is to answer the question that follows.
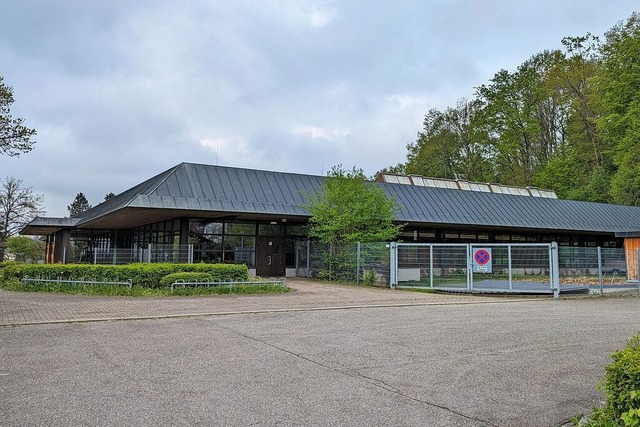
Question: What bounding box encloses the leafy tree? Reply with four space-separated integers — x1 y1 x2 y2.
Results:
375 163 406 177
305 165 403 245
67 192 92 216
550 34 605 168
6 235 44 262
0 177 45 261
0 76 37 157
406 100 493 182
594 12 640 205
476 51 567 185
104 192 116 201
406 108 460 179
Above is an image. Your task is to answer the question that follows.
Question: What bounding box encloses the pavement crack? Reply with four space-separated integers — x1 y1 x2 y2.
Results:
351 369 499 427
222 326 498 427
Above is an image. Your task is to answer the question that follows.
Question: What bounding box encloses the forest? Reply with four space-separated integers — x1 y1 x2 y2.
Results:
384 12 640 206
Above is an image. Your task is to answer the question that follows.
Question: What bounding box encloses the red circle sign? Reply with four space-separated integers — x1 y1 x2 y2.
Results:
474 249 490 265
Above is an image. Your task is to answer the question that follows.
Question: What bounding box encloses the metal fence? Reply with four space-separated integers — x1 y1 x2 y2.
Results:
295 241 391 285
391 243 560 296
87 244 194 264
558 246 639 294
390 242 640 297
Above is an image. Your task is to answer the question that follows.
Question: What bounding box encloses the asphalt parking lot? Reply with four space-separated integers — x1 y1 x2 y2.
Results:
1 281 639 426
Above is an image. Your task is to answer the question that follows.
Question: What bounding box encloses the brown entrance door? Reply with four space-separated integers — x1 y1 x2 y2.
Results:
256 236 285 277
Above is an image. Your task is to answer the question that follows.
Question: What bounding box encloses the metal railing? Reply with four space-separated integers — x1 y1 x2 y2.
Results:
558 246 639 294
22 277 132 288
170 279 285 292
87 244 194 264
390 242 561 297
296 241 390 285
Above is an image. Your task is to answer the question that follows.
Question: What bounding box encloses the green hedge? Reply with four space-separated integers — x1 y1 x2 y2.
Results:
159 272 215 287
587 333 640 426
0 263 248 288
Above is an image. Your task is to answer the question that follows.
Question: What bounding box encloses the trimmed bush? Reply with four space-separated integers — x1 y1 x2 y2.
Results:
0 263 248 288
160 272 215 287
587 333 640 426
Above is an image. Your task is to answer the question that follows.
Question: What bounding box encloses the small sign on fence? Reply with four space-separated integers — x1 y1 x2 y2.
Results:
472 248 492 273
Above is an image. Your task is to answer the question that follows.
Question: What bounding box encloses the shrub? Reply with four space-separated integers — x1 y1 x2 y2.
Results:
586 333 640 426
159 272 215 287
363 270 376 285
0 263 248 288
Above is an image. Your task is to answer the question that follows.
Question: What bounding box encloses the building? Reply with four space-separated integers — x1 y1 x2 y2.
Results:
21 162 640 277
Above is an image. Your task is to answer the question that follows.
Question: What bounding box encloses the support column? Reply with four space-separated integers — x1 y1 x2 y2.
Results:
52 229 72 264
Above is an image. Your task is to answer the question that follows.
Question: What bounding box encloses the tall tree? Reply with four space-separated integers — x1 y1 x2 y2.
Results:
406 108 459 179
104 192 116 201
0 177 45 261
594 12 640 205
405 100 492 182
305 165 403 245
67 192 92 216
534 35 613 202
0 76 37 157
476 51 566 185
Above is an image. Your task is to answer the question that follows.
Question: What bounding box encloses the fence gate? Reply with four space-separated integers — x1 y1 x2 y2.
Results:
390 242 560 297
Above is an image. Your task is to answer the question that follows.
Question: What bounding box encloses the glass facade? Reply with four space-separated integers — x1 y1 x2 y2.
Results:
184 219 309 267
70 218 622 268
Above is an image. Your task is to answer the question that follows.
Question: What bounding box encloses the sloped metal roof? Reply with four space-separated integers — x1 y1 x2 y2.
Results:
20 217 81 235
42 162 640 234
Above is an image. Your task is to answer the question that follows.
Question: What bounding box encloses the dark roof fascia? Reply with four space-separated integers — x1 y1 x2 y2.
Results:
615 231 640 238
20 217 81 235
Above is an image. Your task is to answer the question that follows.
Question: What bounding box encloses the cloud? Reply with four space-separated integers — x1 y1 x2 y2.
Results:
292 125 350 141
1 0 639 217
308 6 337 28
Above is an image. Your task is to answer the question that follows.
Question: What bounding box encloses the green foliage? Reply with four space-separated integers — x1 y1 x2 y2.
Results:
0 76 37 157
305 165 403 245
0 177 45 261
0 262 248 288
586 334 640 426
594 12 640 206
362 270 376 285
67 192 92 216
0 279 288 297
393 12 640 206
406 100 493 182
6 236 43 262
159 272 214 287
610 145 640 206
310 241 389 284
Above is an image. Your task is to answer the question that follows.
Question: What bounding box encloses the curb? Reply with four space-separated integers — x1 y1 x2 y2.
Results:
0 298 537 327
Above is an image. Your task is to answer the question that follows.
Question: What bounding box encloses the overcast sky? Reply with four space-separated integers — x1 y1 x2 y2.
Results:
1 1 638 217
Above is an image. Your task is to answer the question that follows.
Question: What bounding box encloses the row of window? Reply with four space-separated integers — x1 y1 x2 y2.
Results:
397 229 622 247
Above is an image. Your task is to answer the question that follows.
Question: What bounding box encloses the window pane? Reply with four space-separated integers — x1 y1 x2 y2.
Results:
225 222 256 235
191 234 222 251
286 224 309 236
224 250 255 267
224 235 255 251
259 223 283 235
190 221 223 235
